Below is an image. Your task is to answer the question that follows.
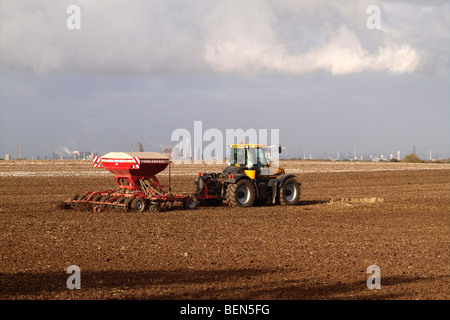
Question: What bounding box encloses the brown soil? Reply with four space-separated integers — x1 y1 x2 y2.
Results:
0 160 449 300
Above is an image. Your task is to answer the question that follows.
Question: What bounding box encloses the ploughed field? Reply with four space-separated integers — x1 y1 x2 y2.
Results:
0 160 449 300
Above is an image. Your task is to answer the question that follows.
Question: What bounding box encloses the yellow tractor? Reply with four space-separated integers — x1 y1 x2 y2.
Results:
195 144 301 207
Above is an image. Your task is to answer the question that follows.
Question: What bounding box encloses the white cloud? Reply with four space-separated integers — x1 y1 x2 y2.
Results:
1 0 446 76
203 0 422 75
308 26 420 75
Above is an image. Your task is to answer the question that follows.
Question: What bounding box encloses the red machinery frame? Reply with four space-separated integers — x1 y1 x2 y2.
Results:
66 153 197 212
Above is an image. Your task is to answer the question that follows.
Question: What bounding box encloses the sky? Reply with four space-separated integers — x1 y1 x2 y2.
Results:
1 0 449 160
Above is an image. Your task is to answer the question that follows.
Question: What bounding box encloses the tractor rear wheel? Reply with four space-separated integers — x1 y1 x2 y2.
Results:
226 179 255 207
279 178 300 205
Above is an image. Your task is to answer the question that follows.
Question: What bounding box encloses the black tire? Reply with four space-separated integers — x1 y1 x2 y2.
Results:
279 178 300 205
183 195 198 210
131 198 146 212
226 179 255 207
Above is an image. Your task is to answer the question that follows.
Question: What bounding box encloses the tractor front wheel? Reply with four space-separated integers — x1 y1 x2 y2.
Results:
279 178 300 205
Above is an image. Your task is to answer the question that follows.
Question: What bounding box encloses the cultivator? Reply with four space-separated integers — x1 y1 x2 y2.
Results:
65 152 198 212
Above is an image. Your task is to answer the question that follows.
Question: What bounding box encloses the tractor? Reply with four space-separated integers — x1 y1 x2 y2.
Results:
195 144 301 207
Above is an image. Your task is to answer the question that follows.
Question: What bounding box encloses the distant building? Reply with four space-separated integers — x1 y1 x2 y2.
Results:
5 154 10 160
78 151 98 160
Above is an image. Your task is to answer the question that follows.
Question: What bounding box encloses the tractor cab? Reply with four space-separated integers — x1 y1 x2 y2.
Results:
225 144 284 179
